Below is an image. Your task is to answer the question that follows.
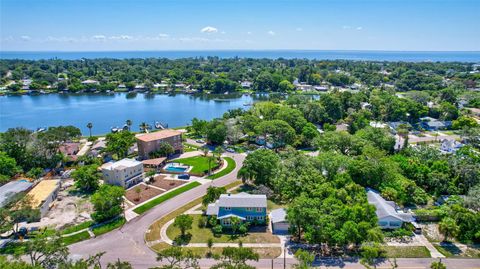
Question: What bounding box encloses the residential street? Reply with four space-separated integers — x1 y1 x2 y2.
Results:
69 152 480 269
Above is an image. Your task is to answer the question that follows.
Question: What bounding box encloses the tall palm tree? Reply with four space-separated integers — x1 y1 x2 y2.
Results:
86 122 93 137
126 119 132 131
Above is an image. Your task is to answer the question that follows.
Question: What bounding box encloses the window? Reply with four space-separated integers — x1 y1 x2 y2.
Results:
256 207 263 212
256 216 264 221
224 207 231 211
223 219 231 226
246 207 252 211
246 216 254 221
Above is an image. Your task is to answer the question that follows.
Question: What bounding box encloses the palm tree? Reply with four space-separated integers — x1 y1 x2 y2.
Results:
139 122 150 133
86 122 93 137
126 119 132 131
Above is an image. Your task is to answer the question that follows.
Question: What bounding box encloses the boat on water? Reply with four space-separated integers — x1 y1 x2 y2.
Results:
243 102 253 106
155 121 168 129
111 127 121 133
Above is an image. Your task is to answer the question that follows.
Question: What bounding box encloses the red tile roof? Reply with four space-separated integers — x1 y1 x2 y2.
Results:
136 129 181 142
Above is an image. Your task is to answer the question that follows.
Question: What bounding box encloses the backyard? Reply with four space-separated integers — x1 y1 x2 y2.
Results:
173 156 220 174
206 157 236 180
166 214 280 244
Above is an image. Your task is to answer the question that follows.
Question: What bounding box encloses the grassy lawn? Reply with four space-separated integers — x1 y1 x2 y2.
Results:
151 242 281 259
145 180 242 243
184 143 201 152
433 243 480 258
62 230 91 245
174 156 218 174
384 246 431 258
166 215 280 244
61 220 94 235
92 217 126 236
134 181 202 214
0 242 26 255
206 157 236 180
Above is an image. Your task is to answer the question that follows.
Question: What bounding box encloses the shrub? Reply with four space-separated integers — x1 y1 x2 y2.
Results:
239 224 248 235
208 216 218 227
198 216 207 228
212 225 223 235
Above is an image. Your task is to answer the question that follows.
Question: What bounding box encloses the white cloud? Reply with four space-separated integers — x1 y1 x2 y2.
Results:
356 26 363 30
342 25 351 29
267 30 275 36
20 35 31 41
247 31 252 35
92 35 106 40
109 35 133 40
200 26 218 33
296 27 303 32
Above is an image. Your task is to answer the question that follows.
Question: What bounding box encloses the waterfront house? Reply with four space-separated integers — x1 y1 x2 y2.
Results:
136 129 183 160
206 193 267 227
241 81 252 88
420 117 452 131
59 142 80 162
366 188 414 229
270 208 289 234
27 180 60 218
314 85 329 91
81 79 99 85
387 121 412 134
0 180 33 208
101 158 144 188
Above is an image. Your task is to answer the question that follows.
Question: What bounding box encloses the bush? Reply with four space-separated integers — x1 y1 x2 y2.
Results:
198 216 207 228
213 225 223 235
208 216 218 227
239 224 248 234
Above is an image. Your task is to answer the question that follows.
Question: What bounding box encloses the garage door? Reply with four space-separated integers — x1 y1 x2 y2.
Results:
273 222 289 234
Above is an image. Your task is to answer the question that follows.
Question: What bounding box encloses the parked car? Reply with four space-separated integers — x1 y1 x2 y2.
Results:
225 148 235 153
195 139 205 144
178 174 190 180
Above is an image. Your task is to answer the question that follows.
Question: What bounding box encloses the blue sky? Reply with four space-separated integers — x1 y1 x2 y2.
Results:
1 0 479 51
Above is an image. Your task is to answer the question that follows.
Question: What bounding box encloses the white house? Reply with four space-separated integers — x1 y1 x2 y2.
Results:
270 208 289 234
367 188 414 229
101 158 144 188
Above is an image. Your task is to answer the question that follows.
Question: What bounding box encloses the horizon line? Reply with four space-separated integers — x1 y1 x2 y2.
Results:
2 49 480 53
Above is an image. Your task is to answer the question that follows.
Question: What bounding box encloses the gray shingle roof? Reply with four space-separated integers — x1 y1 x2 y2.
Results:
218 193 267 208
0 181 33 207
366 188 413 222
270 208 287 223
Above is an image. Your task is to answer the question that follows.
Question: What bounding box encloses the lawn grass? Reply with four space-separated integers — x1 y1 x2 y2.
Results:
151 242 281 259
145 181 242 243
174 156 217 174
384 246 431 258
0 242 26 255
62 230 91 245
166 214 280 244
206 157 236 180
432 243 480 258
61 220 94 235
92 217 126 236
134 181 202 214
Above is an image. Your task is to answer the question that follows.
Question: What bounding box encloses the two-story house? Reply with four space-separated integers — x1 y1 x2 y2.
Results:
101 158 144 188
206 193 267 226
136 129 183 160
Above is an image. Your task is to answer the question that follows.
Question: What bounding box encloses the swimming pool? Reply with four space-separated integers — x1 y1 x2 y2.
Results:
164 163 189 172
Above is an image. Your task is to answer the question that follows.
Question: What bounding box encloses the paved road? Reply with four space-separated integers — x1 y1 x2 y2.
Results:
69 153 245 268
69 152 480 269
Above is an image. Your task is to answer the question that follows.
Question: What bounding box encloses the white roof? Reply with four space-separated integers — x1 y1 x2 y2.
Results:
217 193 267 208
101 158 142 170
270 208 287 223
367 188 414 222
0 181 33 207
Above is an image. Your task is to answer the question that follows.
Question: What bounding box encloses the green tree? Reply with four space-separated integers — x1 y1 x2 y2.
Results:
294 249 315 269
206 120 227 145
439 217 459 242
105 131 135 159
139 122 151 133
211 246 259 269
360 242 384 268
155 246 200 269
125 119 132 131
203 186 227 206
107 258 134 269
190 118 208 137
174 214 193 237
237 149 280 186
0 151 19 177
24 233 69 268
90 185 125 223
452 116 479 130
255 120 296 148
72 164 100 192
278 80 295 92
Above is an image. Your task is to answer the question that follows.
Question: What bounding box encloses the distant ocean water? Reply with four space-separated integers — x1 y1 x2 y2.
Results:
1 50 480 62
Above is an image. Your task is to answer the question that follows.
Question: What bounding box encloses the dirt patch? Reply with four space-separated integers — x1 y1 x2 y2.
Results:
151 176 186 191
422 223 443 242
125 184 164 204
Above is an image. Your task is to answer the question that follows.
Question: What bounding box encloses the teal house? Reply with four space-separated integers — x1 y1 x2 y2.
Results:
206 193 267 226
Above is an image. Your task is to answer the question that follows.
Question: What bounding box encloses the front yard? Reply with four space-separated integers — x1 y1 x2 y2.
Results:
383 246 431 258
166 214 280 244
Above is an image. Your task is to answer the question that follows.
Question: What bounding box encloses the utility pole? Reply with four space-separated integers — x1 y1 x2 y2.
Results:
283 246 286 269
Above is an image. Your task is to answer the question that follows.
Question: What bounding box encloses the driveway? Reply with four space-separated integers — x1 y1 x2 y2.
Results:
69 153 245 267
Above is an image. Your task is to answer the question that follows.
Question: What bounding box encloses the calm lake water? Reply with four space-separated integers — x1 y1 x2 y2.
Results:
0 93 258 135
2 50 480 62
